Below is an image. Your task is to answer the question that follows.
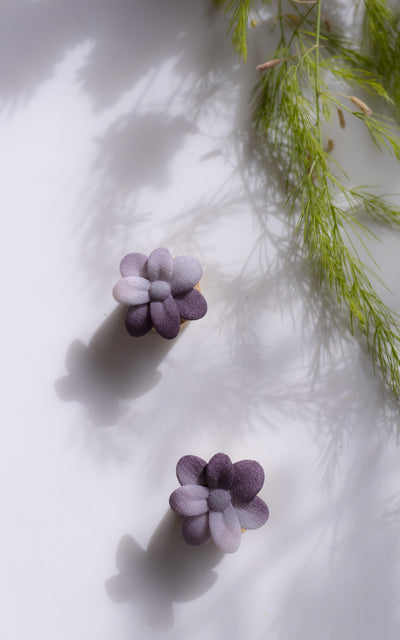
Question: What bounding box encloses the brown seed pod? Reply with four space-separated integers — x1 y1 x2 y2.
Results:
337 108 346 129
256 59 282 71
287 14 300 27
350 96 373 115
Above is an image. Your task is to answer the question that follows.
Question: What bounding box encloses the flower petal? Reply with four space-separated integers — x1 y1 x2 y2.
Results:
120 252 148 277
169 485 209 517
125 304 152 337
176 455 207 486
174 288 208 321
205 453 234 490
150 295 181 339
170 256 203 295
182 514 210 546
147 248 174 282
209 504 241 553
231 460 265 503
233 496 269 530
112 277 150 305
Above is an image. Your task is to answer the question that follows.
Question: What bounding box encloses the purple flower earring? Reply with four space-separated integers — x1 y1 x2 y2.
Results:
112 248 207 339
169 453 269 553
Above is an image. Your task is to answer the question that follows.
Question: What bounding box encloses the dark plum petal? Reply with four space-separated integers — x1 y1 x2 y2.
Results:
233 496 269 530
176 455 207 486
125 304 153 337
182 513 211 546
209 504 241 553
205 453 234 490
174 288 208 321
150 296 181 339
147 248 174 282
120 252 148 278
170 256 203 295
169 485 209 517
231 460 265 503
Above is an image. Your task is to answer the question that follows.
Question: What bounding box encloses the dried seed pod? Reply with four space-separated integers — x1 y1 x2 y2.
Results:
337 108 346 129
287 14 300 27
350 96 373 115
256 59 282 71
327 139 334 153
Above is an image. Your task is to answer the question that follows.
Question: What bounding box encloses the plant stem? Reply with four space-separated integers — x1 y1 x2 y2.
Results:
314 0 322 145
277 0 285 48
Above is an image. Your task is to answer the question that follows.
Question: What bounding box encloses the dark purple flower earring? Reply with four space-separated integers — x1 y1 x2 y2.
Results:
169 453 269 553
113 248 207 339
113 249 207 339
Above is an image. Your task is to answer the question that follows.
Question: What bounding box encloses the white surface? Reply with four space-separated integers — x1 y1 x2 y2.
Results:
1 2 400 639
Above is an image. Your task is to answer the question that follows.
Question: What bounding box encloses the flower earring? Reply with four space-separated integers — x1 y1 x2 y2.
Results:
169 453 269 553
112 248 207 339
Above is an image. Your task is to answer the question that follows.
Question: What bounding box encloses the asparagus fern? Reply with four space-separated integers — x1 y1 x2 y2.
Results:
217 0 400 395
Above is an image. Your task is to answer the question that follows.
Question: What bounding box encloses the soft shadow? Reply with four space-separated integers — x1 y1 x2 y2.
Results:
81 111 199 281
106 510 224 631
55 306 177 427
160 124 400 468
95 113 198 193
0 0 219 111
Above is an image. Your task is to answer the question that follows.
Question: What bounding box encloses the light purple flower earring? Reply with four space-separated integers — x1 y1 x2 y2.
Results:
169 453 269 553
112 248 207 339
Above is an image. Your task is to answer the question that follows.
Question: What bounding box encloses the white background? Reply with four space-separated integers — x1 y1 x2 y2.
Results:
1 1 400 639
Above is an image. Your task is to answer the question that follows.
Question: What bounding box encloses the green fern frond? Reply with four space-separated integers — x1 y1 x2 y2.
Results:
218 0 400 396
216 0 253 60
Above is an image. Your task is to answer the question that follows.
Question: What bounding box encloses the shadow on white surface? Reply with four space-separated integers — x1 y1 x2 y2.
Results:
162 127 400 429
55 306 177 426
270 486 400 640
106 510 224 631
0 0 224 111
94 111 198 189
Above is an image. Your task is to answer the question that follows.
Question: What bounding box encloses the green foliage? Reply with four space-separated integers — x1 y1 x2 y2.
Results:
217 0 400 396
363 0 400 113
216 0 271 60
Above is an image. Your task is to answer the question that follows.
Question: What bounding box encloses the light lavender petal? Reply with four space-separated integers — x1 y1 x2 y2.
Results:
147 248 174 282
125 304 152 337
176 455 207 486
112 277 150 306
174 288 207 321
209 504 241 553
233 496 269 530
182 513 211 546
206 453 234 490
231 460 265 503
169 485 209 517
170 256 203 295
120 252 148 277
150 295 181 339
